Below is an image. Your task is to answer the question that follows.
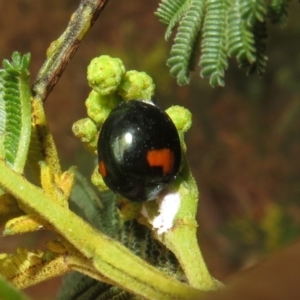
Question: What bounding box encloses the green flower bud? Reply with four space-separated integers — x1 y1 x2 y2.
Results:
118 70 155 101
85 90 121 125
165 106 192 133
87 55 125 95
72 118 98 152
72 118 97 143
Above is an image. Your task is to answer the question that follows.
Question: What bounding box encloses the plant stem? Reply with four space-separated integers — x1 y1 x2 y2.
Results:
157 158 220 290
0 160 203 300
32 0 110 102
165 225 217 290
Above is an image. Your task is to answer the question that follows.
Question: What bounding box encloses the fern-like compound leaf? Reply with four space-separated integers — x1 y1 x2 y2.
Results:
164 0 192 40
200 0 228 87
155 0 188 26
0 52 31 173
268 0 291 25
167 0 205 85
157 0 293 86
240 0 268 26
227 0 268 73
227 1 256 66
246 20 268 75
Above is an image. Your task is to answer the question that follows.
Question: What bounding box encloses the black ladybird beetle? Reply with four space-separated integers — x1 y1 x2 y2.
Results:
97 100 181 202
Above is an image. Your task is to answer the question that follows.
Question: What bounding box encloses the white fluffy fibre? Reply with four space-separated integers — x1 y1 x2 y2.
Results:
142 192 181 234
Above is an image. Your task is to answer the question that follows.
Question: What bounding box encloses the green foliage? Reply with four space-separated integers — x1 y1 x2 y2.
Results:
59 176 183 299
0 50 207 299
0 2 219 299
156 0 292 87
0 52 32 172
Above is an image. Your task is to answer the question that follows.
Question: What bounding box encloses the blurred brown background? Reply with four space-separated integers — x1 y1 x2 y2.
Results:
1 1 300 299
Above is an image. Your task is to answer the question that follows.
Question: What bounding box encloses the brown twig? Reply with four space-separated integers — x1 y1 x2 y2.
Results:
32 0 110 102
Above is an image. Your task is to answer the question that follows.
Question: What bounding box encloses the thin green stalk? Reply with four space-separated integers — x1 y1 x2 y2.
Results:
0 160 203 300
165 225 217 290
157 157 220 290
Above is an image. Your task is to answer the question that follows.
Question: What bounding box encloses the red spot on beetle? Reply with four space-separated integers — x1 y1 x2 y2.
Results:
99 161 107 177
146 148 174 175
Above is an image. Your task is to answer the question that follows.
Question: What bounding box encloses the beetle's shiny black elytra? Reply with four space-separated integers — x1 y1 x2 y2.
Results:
97 100 181 202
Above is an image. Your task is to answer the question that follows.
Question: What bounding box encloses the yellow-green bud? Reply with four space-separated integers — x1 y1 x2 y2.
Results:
165 106 192 133
85 90 121 125
87 55 125 95
72 118 97 143
118 70 155 101
72 118 98 152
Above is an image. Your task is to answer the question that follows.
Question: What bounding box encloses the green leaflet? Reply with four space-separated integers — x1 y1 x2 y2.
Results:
164 0 192 40
227 0 256 64
59 177 183 300
268 0 291 25
227 0 268 74
0 52 31 173
240 0 267 25
155 0 188 26
166 0 205 85
246 20 268 75
239 0 268 75
199 0 228 87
